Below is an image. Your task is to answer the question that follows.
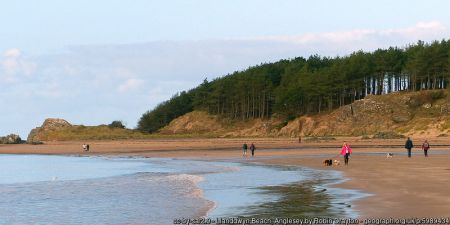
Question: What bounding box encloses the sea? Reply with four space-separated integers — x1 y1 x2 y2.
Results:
0 155 368 225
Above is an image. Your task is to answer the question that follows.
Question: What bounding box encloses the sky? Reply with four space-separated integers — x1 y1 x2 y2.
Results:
1 0 450 137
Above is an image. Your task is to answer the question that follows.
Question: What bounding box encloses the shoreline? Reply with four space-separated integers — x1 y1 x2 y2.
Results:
195 158 362 219
1 137 450 218
238 159 370 218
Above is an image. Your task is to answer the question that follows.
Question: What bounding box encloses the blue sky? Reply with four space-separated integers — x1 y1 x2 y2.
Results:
1 0 450 137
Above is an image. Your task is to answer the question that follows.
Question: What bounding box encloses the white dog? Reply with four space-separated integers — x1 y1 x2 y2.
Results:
333 159 340 166
386 153 394 158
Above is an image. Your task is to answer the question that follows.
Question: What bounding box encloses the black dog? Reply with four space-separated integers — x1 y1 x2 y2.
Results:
323 159 333 166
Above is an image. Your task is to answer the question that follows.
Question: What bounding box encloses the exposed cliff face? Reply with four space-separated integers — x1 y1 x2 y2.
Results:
159 111 225 135
160 90 450 137
27 118 72 142
158 111 283 137
288 90 449 137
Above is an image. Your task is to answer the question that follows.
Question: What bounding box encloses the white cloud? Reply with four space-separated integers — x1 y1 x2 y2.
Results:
3 48 21 58
1 21 449 137
382 21 448 37
0 48 37 82
251 21 448 42
118 78 144 93
239 21 450 54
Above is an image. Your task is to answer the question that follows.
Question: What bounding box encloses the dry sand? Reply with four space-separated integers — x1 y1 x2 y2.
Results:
1 137 450 219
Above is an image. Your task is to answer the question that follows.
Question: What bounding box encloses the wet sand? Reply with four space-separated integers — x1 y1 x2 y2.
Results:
1 137 450 218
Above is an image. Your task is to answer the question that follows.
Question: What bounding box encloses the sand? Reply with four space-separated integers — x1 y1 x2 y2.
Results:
1 137 450 219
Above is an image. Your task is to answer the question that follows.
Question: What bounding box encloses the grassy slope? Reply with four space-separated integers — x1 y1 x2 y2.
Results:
34 90 450 141
161 90 450 138
35 125 221 141
35 125 149 141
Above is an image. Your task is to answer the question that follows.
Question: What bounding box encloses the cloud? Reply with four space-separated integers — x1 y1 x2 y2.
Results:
1 21 449 137
118 78 144 93
0 48 37 82
3 48 21 58
239 21 450 55
383 21 448 38
255 21 448 42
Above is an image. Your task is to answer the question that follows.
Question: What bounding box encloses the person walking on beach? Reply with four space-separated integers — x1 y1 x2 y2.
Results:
242 143 248 157
250 143 256 157
86 144 90 152
422 140 430 157
405 137 413 158
340 141 352 165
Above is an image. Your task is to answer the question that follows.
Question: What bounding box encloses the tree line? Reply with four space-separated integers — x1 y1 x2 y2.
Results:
138 40 450 133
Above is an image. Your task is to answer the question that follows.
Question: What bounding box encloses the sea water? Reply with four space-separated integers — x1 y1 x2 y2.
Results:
0 155 367 225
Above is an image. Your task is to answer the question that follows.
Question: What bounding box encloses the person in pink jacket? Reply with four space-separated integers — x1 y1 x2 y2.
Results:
340 142 352 165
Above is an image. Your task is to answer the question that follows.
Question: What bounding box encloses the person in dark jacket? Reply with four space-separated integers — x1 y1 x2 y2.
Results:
405 137 413 158
422 140 430 157
242 143 248 157
250 143 256 157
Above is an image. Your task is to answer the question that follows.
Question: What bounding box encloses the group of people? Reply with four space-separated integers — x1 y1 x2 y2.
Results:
337 137 430 166
404 137 430 158
242 143 256 157
240 137 431 164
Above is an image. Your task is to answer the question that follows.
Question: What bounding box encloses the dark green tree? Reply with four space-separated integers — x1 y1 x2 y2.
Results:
137 39 450 133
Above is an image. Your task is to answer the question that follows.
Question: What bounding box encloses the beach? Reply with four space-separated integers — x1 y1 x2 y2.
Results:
1 137 450 220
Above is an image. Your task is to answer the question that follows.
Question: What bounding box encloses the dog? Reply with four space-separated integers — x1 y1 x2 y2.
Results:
323 159 333 166
333 160 340 166
386 153 394 158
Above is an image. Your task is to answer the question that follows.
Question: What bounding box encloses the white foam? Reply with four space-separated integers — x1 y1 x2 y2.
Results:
167 173 204 184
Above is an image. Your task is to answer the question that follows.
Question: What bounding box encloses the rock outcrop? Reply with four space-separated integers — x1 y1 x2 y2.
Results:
27 118 72 143
0 134 23 144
